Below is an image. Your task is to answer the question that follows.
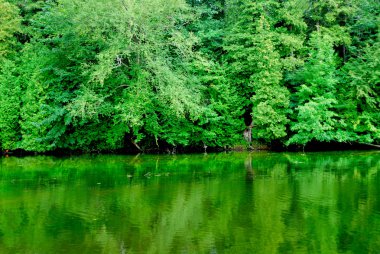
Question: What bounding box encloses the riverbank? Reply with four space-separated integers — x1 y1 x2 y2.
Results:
2 141 378 157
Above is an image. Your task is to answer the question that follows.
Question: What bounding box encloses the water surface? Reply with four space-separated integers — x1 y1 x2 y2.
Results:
0 151 380 253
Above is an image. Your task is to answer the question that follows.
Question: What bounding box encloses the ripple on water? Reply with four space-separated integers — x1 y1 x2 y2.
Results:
1 151 380 254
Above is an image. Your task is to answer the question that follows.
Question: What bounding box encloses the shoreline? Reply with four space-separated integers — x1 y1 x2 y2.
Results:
2 142 378 157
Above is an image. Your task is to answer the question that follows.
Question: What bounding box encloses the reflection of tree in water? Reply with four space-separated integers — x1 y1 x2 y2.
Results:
244 154 254 182
278 161 307 253
0 152 380 253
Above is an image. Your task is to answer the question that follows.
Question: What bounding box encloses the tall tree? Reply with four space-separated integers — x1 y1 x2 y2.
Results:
287 31 341 145
224 0 292 143
0 0 21 150
339 39 380 143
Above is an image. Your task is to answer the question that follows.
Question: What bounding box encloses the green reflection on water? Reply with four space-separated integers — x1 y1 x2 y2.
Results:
0 151 379 253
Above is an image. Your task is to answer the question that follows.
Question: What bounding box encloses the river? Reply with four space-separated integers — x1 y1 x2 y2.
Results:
0 151 379 253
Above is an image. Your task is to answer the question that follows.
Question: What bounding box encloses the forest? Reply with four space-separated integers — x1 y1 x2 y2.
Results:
0 0 379 153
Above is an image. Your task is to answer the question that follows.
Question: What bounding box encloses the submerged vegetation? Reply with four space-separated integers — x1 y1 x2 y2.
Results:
0 0 379 153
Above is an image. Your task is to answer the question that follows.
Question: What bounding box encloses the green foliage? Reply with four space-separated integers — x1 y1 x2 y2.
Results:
339 39 380 143
224 1 293 141
0 60 21 149
0 0 21 150
12 0 220 151
0 0 20 59
288 32 340 145
0 0 379 152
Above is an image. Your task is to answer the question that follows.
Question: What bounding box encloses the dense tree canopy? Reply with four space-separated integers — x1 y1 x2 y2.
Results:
0 0 379 152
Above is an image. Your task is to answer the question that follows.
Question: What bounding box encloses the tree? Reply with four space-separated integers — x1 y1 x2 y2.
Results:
287 31 341 145
17 0 209 151
339 39 380 143
0 0 21 59
0 0 21 150
224 0 291 143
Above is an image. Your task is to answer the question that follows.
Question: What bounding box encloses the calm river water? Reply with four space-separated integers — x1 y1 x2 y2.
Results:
0 151 379 253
